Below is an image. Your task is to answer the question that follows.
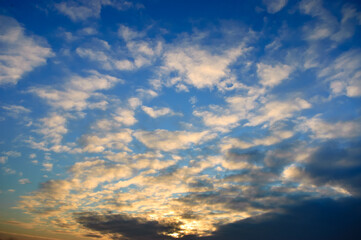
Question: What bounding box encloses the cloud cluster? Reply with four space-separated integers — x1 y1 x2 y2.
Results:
6 0 361 239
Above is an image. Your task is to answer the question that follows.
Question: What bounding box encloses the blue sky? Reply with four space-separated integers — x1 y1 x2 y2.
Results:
1 0 361 239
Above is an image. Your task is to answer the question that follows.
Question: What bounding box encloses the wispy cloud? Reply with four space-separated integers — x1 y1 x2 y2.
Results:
134 130 214 151
29 71 122 111
55 0 133 22
262 0 288 13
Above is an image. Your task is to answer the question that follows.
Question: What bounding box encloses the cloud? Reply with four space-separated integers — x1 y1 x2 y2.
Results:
76 38 141 71
193 94 259 132
19 160 134 217
3 151 21 157
3 167 16 174
37 113 67 144
30 71 122 111
302 117 361 139
113 108 137 126
219 150 263 170
134 130 213 151
193 110 240 132
0 156 8 164
284 141 361 196
19 179 73 215
247 98 311 126
69 160 133 189
80 129 133 152
19 178 31 184
2 105 31 118
55 0 133 22
117 25 163 70
300 0 361 43
75 213 186 240
221 129 294 152
262 0 288 14
0 15 53 85
142 106 178 118
319 49 361 97
42 163 53 172
161 44 245 90
200 198 361 240
257 63 292 87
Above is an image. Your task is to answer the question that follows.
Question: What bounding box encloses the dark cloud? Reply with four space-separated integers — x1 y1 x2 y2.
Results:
75 212 190 240
303 140 361 196
200 197 361 240
75 198 361 240
83 234 102 238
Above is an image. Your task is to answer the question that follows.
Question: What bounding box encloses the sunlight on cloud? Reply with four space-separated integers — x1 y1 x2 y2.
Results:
1 0 361 239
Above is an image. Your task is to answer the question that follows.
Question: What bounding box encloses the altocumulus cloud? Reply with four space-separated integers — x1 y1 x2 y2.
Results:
1 0 361 239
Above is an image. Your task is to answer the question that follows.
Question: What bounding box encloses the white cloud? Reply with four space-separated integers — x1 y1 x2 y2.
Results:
300 0 361 42
114 59 135 70
42 163 53 172
128 97 142 109
80 129 133 152
162 44 245 90
3 151 21 157
30 71 121 111
282 164 305 180
319 49 361 97
2 105 31 118
247 98 311 126
142 106 177 118
262 0 288 14
193 110 240 132
19 178 31 184
302 117 361 139
113 108 137 126
76 26 162 71
78 27 98 36
134 129 213 151
76 46 136 71
257 63 292 87
118 25 163 69
0 156 8 164
221 129 294 152
189 96 197 105
37 113 67 144
3 167 16 174
55 0 132 22
193 92 260 132
136 89 158 99
0 16 53 85
91 119 120 131
69 160 133 189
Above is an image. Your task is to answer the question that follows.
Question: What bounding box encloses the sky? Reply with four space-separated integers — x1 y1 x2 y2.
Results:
0 0 361 239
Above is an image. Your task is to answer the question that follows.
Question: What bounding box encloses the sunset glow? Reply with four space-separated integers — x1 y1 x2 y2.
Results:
1 0 361 239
